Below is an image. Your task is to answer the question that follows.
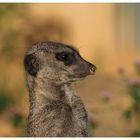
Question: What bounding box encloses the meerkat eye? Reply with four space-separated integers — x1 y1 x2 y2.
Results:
55 52 75 66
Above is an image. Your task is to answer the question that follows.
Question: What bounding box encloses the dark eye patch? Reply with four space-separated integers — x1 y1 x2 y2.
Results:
55 52 75 66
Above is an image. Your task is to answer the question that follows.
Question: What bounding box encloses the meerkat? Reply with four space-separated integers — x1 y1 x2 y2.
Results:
24 41 96 137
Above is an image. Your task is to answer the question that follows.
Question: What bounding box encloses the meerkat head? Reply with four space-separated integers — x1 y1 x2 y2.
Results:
24 41 96 86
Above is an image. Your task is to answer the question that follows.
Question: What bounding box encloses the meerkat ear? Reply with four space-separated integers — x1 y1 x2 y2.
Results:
24 54 40 77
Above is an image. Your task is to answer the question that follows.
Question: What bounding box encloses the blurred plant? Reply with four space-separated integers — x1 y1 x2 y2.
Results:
134 59 140 75
0 4 29 60
8 107 26 136
0 87 13 113
2 30 19 56
118 59 140 136
88 112 100 136
10 113 25 128
0 4 27 21
100 91 112 102
0 4 18 20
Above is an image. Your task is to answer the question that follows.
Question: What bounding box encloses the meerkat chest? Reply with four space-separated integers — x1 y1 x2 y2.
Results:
62 85 89 135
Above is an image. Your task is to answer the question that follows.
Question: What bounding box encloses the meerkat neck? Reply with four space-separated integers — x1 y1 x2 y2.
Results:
28 81 76 115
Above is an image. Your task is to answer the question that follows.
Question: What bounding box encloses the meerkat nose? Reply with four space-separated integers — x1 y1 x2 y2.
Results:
89 64 96 75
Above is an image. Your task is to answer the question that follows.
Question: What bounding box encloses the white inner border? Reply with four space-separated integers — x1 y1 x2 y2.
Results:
0 138 138 139
0 0 140 3
0 0 139 139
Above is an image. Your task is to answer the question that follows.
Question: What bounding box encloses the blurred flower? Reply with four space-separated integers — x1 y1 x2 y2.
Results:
126 78 140 87
134 59 140 67
89 113 98 123
117 65 125 75
101 91 112 102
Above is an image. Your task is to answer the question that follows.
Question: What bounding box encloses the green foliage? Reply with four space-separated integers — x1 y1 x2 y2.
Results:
88 121 99 136
0 4 19 20
89 121 99 130
0 88 12 113
10 113 25 127
130 129 140 137
129 86 140 100
118 59 140 136
123 109 132 120
101 96 110 103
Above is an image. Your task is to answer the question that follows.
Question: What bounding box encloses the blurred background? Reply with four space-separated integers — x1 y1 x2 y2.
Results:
0 3 140 137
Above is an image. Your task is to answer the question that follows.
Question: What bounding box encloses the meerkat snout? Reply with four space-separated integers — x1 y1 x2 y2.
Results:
89 63 96 75
24 41 96 85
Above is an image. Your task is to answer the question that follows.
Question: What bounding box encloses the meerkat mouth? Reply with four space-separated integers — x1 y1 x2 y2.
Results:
68 70 96 81
90 71 96 75
68 73 88 79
